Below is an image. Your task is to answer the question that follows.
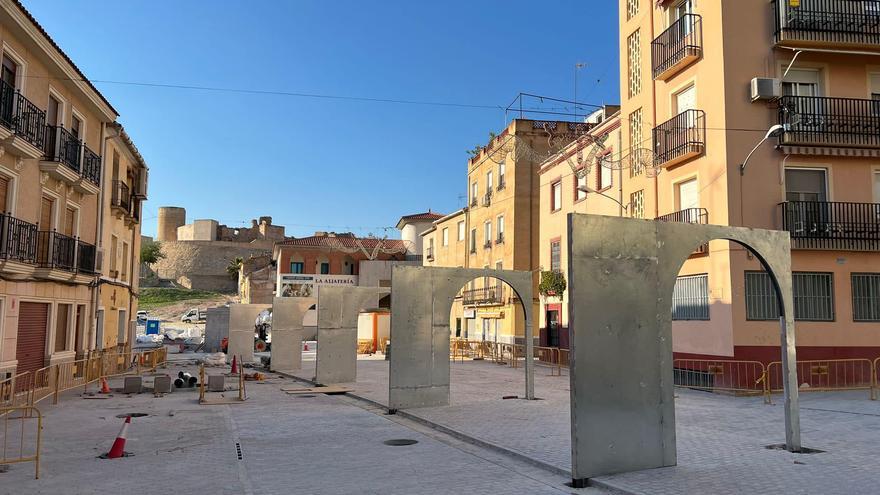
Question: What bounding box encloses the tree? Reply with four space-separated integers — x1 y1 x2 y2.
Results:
140 241 165 265
226 256 243 279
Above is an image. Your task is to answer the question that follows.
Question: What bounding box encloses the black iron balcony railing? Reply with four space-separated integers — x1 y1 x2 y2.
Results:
653 109 705 166
0 81 47 149
462 286 506 306
652 13 703 79
496 233 505 244
36 231 77 272
129 198 141 222
76 240 97 274
82 145 101 185
778 95 880 149
779 201 880 251
773 0 880 47
656 207 708 224
44 125 82 172
657 208 709 254
482 192 492 207
470 198 478 208
0 213 38 263
426 247 434 261
111 180 131 211
483 240 492 249
497 177 506 191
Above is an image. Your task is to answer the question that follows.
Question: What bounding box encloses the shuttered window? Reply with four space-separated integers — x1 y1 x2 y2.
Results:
852 273 880 322
55 304 70 352
672 274 709 320
16 302 48 374
0 175 9 212
745 272 834 321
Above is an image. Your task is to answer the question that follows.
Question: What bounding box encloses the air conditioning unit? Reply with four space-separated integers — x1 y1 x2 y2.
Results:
750 77 781 102
133 169 149 198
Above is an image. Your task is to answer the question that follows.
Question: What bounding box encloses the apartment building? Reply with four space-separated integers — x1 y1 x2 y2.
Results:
422 118 584 343
537 109 623 348
98 123 148 351
0 0 146 378
612 0 880 362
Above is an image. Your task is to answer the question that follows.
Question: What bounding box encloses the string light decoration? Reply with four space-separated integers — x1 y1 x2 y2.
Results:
319 235 410 260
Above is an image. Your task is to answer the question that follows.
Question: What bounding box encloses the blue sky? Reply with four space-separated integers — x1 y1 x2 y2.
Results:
25 0 620 239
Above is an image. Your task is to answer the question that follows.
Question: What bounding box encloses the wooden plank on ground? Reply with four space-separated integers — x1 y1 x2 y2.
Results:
282 386 352 394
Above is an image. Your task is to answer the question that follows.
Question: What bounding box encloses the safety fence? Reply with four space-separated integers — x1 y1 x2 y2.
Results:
0 406 42 479
448 340 880 401
0 347 168 409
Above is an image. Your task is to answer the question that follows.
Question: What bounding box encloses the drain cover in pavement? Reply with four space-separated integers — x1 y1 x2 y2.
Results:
383 439 418 446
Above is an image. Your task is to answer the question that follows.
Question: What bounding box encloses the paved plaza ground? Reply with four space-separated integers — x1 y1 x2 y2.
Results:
291 356 880 495
1 356 602 495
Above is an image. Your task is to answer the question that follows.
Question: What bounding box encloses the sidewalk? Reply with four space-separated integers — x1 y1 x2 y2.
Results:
291 357 880 495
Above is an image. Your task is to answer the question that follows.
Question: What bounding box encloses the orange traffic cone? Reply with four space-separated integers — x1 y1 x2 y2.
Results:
230 354 238 374
100 377 111 394
104 416 131 459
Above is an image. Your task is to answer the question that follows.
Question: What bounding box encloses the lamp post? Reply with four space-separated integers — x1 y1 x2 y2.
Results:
739 124 786 175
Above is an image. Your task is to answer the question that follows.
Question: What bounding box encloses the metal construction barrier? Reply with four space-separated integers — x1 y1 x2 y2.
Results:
0 348 168 409
199 357 247 405
0 406 42 479
767 358 875 400
533 346 562 376
672 359 767 398
875 357 880 401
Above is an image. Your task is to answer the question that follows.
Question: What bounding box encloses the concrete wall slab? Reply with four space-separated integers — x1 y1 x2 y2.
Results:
270 297 314 372
227 304 271 364
315 287 378 384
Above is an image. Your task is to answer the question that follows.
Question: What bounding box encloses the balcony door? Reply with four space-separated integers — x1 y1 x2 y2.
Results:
0 174 9 213
46 95 61 157
675 178 700 221
0 55 16 126
39 196 54 231
785 168 828 236
670 0 694 36
874 171 880 204
63 206 76 237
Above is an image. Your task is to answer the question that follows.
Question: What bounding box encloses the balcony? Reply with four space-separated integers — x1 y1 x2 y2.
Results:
497 177 506 191
80 146 101 193
777 96 880 154
426 247 434 262
470 198 478 208
496 233 505 245
111 180 131 218
657 208 709 255
462 286 506 306
652 14 703 80
36 231 77 272
653 109 705 168
778 201 880 251
77 240 97 274
483 240 492 249
773 0 880 51
0 81 46 158
0 213 38 276
482 192 492 207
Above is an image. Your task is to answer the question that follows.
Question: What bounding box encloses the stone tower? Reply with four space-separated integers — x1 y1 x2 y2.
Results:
157 206 186 242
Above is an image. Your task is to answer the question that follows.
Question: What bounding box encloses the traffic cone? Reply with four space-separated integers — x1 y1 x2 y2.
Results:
100 377 111 394
230 354 238 375
105 416 131 459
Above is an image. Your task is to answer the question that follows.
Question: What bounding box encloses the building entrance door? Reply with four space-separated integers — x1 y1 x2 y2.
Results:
546 309 560 348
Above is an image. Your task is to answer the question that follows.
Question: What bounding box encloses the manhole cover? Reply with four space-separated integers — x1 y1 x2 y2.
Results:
383 439 418 446
116 413 149 418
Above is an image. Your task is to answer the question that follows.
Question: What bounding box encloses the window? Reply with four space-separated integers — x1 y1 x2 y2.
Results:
852 274 880 322
487 171 493 191
627 0 639 19
320 262 330 274
117 309 127 347
428 238 434 257
671 0 694 26
483 221 491 248
629 108 643 176
457 221 465 241
785 168 827 202
71 114 83 140
0 174 9 212
496 215 504 242
498 162 506 189
782 68 820 97
575 171 587 201
551 180 562 211
63 206 76 237
39 196 54 230
745 272 834 321
290 261 304 273
597 157 612 190
55 303 71 352
442 227 449 246
121 241 129 282
630 190 645 218
109 235 118 273
874 171 880 203
675 85 696 115
1 55 17 89
471 182 478 206
627 30 642 98
675 178 699 211
470 228 477 253
550 240 561 272
672 274 709 320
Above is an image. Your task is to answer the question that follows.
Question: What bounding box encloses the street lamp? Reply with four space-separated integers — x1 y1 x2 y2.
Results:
578 185 628 214
739 124 786 175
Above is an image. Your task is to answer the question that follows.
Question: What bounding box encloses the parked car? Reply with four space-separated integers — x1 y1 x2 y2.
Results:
181 308 207 323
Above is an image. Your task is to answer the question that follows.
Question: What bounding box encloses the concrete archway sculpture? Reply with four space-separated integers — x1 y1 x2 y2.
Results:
314 286 380 385
269 297 315 372
389 265 534 410
566 213 801 484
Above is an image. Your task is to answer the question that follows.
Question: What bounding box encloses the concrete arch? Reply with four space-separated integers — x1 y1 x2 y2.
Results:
389 266 535 410
567 213 801 484
314 286 379 385
269 296 315 372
